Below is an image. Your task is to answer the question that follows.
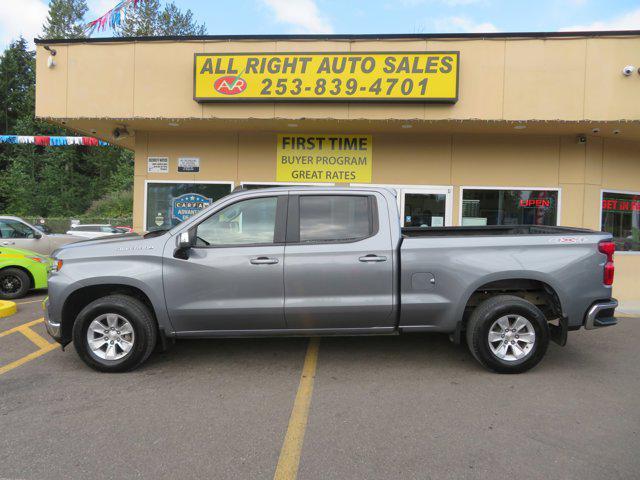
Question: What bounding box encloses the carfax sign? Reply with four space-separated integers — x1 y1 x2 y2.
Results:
276 135 372 183
194 52 459 102
172 193 212 222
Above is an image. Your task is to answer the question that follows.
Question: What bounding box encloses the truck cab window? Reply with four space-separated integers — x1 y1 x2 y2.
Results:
196 196 278 246
299 195 371 242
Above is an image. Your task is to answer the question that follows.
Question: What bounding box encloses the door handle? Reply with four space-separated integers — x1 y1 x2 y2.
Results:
359 254 387 263
1 241 15 246
250 256 279 265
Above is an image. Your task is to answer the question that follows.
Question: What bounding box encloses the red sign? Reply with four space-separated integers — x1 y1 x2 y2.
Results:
602 199 640 212
213 76 247 95
519 199 550 207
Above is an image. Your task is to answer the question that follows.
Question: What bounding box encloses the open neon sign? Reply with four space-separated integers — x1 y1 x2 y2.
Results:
519 199 551 207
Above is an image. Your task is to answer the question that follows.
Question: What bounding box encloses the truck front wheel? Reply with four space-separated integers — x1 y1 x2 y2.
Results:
466 295 549 374
72 294 157 372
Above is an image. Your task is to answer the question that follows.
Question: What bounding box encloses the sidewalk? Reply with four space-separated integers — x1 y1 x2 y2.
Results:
617 301 640 317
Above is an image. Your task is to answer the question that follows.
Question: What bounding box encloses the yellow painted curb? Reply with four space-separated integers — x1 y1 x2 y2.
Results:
0 300 17 318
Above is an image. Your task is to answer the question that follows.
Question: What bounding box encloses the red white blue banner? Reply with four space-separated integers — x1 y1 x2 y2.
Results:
0 135 110 146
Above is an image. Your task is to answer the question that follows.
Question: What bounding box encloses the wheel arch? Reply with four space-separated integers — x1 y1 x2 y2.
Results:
60 283 161 343
451 272 566 343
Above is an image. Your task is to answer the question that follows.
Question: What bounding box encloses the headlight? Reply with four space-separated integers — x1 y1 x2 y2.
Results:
48 258 63 272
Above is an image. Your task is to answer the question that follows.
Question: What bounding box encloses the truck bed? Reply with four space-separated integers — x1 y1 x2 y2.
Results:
402 225 600 237
398 225 611 333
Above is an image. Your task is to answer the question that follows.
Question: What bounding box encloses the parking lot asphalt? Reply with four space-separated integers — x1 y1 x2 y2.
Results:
1 292 639 480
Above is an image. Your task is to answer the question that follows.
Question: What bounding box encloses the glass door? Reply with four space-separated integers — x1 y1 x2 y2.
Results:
399 187 452 227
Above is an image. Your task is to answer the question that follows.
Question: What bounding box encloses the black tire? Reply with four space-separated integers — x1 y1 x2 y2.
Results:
465 295 549 374
72 294 157 372
0 268 30 299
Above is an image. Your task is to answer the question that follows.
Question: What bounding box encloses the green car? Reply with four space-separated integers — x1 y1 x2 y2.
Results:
0 246 52 299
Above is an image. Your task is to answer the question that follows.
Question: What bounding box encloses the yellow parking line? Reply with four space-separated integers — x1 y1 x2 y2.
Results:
0 342 58 376
0 317 58 376
0 318 45 337
273 338 320 480
19 325 54 350
15 299 45 306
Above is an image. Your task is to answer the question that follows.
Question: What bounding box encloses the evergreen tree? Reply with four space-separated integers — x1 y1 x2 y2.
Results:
159 2 207 36
116 0 207 36
43 0 88 39
0 38 36 135
0 0 134 219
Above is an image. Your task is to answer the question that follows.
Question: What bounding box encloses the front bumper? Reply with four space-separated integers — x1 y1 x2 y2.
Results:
584 299 618 330
43 297 62 342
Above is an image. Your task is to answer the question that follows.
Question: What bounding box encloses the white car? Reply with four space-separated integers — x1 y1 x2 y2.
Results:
0 216 79 255
66 224 124 239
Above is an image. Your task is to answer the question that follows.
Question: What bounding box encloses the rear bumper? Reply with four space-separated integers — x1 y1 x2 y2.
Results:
584 299 618 330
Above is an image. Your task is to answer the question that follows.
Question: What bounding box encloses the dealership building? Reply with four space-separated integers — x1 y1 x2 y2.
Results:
34 31 639 305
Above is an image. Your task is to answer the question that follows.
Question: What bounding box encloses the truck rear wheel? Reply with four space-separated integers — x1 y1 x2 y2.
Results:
72 294 157 372
466 295 549 374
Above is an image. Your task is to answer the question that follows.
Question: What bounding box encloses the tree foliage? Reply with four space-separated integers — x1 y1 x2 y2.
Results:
0 1 133 218
1 0 208 219
43 0 88 39
115 0 207 36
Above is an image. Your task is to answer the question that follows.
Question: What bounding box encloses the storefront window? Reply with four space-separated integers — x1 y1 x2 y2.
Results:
461 189 559 226
601 191 640 252
403 193 447 227
145 182 232 231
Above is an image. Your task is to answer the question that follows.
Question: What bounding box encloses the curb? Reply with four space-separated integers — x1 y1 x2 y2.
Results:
0 300 17 318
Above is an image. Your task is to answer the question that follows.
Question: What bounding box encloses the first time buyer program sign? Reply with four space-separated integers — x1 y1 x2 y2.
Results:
277 135 372 183
194 52 459 102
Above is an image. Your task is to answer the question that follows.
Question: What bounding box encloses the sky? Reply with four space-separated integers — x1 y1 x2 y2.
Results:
1 0 640 50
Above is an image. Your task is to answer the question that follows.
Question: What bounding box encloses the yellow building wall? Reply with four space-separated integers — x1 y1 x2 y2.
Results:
36 36 640 122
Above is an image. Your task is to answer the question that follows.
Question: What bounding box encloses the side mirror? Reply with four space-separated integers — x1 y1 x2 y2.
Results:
174 230 193 259
178 231 192 249
33 231 42 239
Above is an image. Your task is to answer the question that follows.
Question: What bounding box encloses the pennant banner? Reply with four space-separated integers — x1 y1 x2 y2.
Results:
85 0 144 35
0 135 110 147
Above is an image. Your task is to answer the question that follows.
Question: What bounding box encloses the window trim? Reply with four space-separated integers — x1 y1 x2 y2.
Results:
287 193 379 245
190 194 288 249
600 188 640 255
143 179 234 232
459 185 562 226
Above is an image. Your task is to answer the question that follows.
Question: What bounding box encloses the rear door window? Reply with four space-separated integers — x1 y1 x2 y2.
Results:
298 195 373 242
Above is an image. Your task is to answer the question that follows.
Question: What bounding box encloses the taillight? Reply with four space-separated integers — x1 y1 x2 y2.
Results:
598 240 615 286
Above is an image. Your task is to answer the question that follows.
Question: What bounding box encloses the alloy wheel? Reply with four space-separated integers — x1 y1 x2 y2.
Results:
0 274 22 295
488 315 536 362
86 313 135 361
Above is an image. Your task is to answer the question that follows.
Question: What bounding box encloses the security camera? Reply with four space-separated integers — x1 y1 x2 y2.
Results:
112 127 131 140
622 65 635 76
577 134 587 144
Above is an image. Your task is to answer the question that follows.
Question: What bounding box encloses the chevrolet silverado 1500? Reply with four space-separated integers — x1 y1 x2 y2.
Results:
44 187 618 373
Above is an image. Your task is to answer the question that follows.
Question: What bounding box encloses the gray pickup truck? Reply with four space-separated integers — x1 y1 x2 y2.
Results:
44 187 618 374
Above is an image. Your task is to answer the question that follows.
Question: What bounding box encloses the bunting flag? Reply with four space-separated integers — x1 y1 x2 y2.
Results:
85 0 144 36
0 135 110 147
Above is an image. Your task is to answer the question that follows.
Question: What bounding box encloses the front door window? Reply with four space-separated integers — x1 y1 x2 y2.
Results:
0 220 36 239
